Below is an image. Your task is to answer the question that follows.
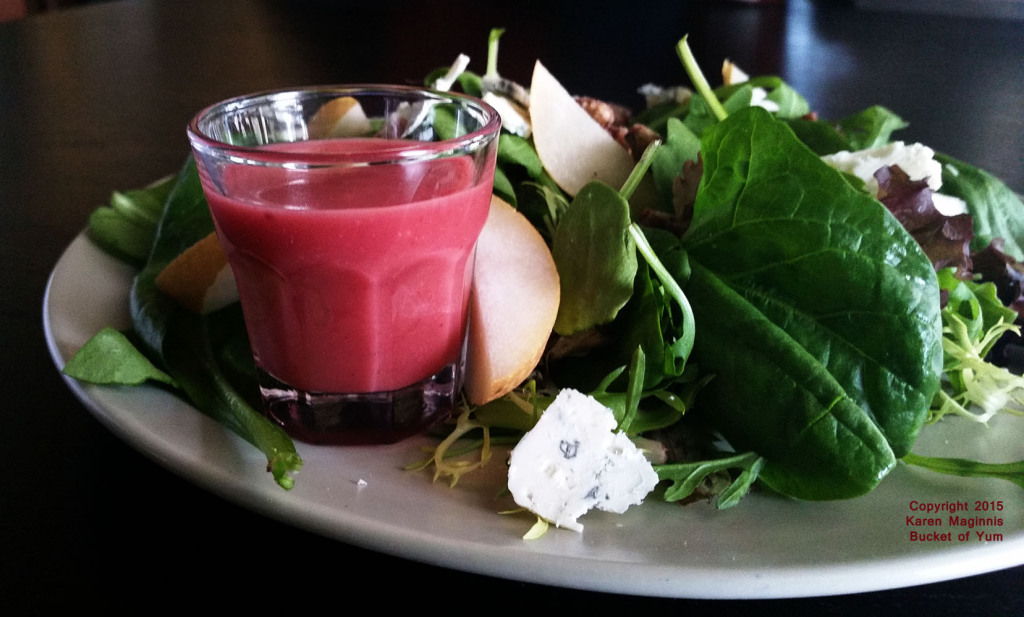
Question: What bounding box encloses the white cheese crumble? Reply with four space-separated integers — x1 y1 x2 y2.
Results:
748 87 779 113
637 83 692 108
432 53 470 92
483 91 531 138
821 141 968 216
506 389 659 532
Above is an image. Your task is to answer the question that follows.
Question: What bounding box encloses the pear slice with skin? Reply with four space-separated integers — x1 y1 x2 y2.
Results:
306 96 372 138
529 60 634 197
155 231 237 314
465 195 560 405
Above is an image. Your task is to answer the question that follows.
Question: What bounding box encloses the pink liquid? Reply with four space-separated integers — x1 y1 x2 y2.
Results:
204 139 493 399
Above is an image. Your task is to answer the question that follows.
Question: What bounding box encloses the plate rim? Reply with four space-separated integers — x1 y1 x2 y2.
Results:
42 231 1024 600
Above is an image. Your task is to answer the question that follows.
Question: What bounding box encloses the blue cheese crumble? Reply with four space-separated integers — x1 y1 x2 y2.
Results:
506 389 659 532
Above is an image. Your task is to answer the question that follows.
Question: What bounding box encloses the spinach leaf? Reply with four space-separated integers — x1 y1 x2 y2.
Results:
130 158 214 354
87 176 175 266
650 117 700 212
836 105 908 150
551 181 638 335
493 132 547 207
62 326 176 388
497 132 544 179
681 107 943 500
492 166 517 206
762 80 810 119
129 157 302 489
785 117 852 156
936 153 1024 260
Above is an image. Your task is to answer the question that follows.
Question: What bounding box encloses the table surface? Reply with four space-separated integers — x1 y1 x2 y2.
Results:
3 0 1023 612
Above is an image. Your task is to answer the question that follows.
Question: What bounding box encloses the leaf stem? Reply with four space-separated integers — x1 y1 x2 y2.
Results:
629 225 696 360
486 27 504 78
903 452 1024 489
676 35 728 122
619 140 697 363
618 137 659 202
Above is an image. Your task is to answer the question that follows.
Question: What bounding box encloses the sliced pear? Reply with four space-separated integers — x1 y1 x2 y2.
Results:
307 96 372 138
722 59 749 85
465 195 560 405
155 231 238 314
529 60 634 197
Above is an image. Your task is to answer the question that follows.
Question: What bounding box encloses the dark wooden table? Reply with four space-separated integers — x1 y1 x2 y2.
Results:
3 0 1022 612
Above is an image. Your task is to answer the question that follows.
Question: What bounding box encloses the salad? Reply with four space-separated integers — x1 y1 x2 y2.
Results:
63 32 1024 532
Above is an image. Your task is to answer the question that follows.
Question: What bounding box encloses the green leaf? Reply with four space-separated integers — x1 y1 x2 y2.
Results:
837 105 908 150
785 117 853 156
492 166 517 206
936 153 1024 260
551 181 638 335
164 312 302 489
762 80 810 119
497 132 544 179
903 452 1024 489
656 451 765 509
87 176 176 265
617 346 646 434
424 67 482 97
616 258 678 387
62 326 176 388
681 107 943 500
128 157 302 489
676 36 727 122
939 269 1016 347
130 158 214 356
650 118 700 212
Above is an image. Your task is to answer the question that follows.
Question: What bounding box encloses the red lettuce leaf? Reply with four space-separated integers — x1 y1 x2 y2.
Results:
875 165 974 276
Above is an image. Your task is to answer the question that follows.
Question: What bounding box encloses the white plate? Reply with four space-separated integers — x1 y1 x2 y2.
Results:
43 231 1024 599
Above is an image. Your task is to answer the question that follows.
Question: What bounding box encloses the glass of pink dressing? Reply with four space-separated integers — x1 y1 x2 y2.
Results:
187 86 501 445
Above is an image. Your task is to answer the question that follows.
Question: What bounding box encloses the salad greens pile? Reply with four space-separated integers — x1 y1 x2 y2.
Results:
419 32 1024 505
68 160 303 489
64 32 1023 509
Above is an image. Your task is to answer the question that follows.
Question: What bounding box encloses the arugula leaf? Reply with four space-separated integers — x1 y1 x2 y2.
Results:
681 107 943 500
129 158 217 355
614 238 687 387
656 451 766 509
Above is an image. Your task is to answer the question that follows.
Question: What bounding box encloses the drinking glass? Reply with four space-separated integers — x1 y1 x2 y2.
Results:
187 85 501 444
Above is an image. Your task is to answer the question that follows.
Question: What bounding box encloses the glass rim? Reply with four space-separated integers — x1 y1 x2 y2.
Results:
186 84 502 165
